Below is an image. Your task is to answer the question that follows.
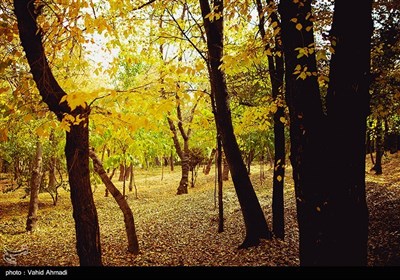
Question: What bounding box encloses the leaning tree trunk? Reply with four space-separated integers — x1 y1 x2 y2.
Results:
14 0 102 265
26 140 43 232
200 0 272 248
89 149 139 254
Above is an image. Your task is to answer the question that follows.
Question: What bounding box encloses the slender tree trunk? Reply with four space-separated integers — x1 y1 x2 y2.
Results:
217 136 224 233
170 150 174 171
118 164 125 181
256 0 286 240
14 0 102 266
89 149 139 254
372 118 384 174
129 163 134 191
204 148 216 175
200 0 272 248
26 140 43 232
222 153 229 181
177 141 189 194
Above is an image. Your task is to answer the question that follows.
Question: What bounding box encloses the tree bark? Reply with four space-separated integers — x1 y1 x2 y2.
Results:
256 0 286 240
167 116 189 194
200 0 272 248
217 136 224 233
129 163 134 191
325 0 372 265
279 0 372 265
118 164 125 181
14 0 102 265
204 148 216 175
89 149 139 254
222 153 229 180
26 140 43 232
372 117 384 174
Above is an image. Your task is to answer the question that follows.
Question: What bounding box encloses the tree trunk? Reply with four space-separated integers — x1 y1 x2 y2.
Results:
280 0 332 265
129 163 134 191
279 0 372 265
204 148 216 175
65 121 102 266
324 0 372 265
372 117 384 174
118 164 125 181
14 0 102 265
170 150 174 171
89 149 139 254
26 140 43 232
256 0 286 240
200 0 272 248
177 141 189 194
222 153 229 181
217 136 224 233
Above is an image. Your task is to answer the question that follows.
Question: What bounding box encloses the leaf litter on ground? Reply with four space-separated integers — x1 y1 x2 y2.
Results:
0 153 399 266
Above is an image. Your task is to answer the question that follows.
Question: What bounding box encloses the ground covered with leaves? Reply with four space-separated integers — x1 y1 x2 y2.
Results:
0 153 399 267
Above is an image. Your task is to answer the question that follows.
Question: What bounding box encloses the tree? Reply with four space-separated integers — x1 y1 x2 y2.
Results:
256 0 286 239
89 148 139 254
279 0 372 265
167 94 200 194
200 0 272 248
14 0 102 266
26 139 43 232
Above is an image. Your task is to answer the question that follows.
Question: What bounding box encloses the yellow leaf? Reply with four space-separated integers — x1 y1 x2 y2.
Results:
0 128 8 142
316 207 321 212
280 116 286 123
305 26 312 32
296 23 303 31
23 114 33 122
277 175 282 182
290 18 298 23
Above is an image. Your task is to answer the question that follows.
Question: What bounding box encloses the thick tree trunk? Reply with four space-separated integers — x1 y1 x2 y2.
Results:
279 0 330 266
325 0 372 265
89 149 139 254
14 0 102 265
280 0 372 265
200 0 271 248
26 140 43 232
66 122 102 266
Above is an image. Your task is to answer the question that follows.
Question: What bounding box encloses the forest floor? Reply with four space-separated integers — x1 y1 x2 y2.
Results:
0 153 399 267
